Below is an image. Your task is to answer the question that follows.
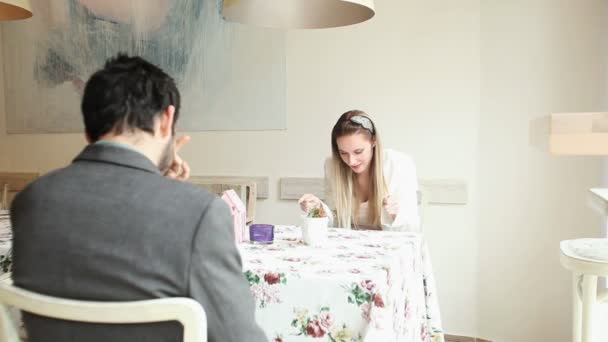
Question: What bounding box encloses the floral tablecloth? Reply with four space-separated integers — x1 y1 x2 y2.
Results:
0 213 444 342
239 226 444 342
0 210 11 274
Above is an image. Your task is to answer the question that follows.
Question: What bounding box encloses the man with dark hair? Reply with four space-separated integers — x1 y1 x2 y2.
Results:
10 54 267 342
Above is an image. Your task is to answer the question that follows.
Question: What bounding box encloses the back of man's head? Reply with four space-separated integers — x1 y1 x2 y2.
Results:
81 54 181 142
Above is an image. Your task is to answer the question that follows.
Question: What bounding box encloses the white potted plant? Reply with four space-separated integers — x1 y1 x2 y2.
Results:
301 206 329 246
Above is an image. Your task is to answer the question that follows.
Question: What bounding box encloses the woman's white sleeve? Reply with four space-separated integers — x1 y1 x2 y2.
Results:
383 154 420 232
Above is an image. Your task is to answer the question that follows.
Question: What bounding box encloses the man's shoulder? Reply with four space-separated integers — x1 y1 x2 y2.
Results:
15 166 220 213
16 168 67 197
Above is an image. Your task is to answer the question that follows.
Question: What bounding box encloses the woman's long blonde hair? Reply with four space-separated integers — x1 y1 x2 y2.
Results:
329 110 387 228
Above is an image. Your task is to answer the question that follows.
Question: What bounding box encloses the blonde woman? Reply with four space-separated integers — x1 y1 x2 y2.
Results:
299 110 420 232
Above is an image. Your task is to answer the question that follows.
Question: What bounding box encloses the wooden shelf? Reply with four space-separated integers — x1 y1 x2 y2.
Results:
550 112 608 155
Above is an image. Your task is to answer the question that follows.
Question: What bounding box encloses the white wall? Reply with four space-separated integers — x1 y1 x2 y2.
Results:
1 1 606 340
478 1 607 341
286 1 481 336
0 0 481 336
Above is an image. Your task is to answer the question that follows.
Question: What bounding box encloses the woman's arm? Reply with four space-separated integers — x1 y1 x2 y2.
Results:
298 158 335 227
382 151 420 232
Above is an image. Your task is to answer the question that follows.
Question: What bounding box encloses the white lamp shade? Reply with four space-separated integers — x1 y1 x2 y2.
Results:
0 0 32 20
222 0 375 29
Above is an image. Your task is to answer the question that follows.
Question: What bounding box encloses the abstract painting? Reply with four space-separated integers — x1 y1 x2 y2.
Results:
2 0 286 133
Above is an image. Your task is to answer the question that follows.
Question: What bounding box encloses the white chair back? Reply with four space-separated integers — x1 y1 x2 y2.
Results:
189 177 257 224
0 282 206 342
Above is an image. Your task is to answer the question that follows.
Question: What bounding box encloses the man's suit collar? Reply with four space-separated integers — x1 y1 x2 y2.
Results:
73 143 162 175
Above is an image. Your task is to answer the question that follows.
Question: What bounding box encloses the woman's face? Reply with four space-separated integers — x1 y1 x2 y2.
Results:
336 132 375 174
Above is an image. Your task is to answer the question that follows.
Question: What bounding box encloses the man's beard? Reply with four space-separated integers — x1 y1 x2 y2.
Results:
158 138 174 174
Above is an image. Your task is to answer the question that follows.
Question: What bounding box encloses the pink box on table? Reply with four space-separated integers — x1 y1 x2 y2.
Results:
221 189 247 244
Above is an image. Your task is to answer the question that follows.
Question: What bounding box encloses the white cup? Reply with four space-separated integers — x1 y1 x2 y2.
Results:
301 216 329 246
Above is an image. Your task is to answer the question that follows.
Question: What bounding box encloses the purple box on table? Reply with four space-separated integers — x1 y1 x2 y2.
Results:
249 224 274 244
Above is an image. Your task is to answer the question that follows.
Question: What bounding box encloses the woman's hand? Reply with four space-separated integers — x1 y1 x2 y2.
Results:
298 194 321 213
382 195 399 220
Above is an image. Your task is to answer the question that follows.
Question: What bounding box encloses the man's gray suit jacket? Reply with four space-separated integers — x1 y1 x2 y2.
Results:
11 144 267 342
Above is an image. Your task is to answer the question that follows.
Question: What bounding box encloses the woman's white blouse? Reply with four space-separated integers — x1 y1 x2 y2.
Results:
321 149 420 232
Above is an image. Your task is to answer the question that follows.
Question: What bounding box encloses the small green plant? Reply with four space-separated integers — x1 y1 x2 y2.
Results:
307 206 327 218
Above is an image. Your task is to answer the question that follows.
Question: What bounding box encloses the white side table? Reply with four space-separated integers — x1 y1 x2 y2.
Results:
589 188 608 236
560 239 608 342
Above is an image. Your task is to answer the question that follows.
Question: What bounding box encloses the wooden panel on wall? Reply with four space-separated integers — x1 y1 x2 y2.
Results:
0 172 39 209
280 178 325 200
189 178 257 224
420 179 468 205
445 335 476 342
189 176 269 199
550 112 608 155
279 177 468 205
445 335 493 342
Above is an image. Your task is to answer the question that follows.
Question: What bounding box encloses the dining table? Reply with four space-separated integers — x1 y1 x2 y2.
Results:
0 211 445 342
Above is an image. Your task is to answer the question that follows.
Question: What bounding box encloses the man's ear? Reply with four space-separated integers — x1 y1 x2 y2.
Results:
85 132 93 144
159 105 175 138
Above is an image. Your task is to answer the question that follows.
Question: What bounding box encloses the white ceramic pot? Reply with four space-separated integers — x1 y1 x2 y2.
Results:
301 216 329 246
